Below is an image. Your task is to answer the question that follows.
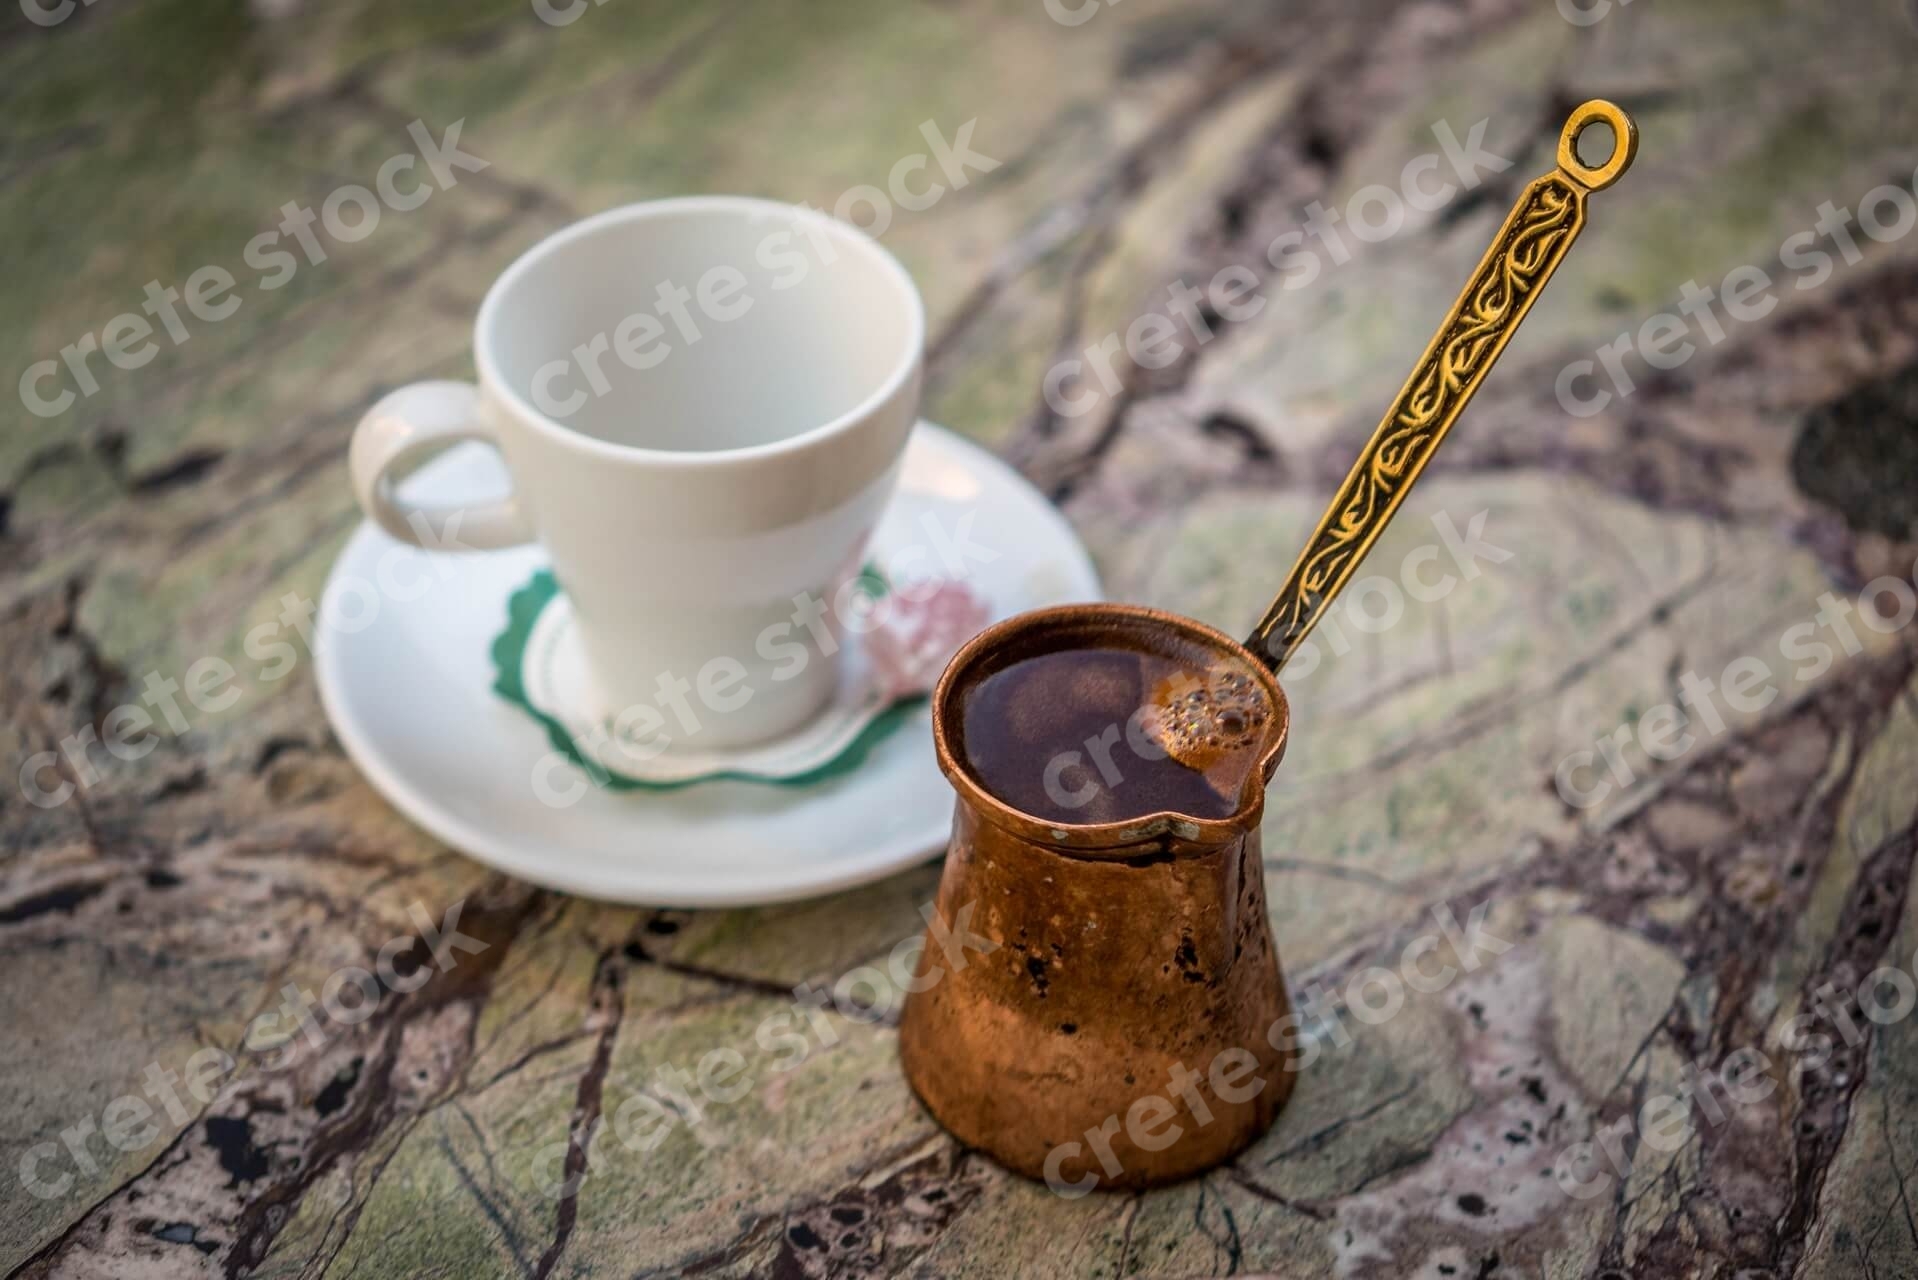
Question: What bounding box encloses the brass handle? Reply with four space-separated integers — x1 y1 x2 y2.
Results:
1248 99 1638 669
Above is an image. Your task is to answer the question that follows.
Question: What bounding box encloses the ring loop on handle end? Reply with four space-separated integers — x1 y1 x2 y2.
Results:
1556 99 1638 192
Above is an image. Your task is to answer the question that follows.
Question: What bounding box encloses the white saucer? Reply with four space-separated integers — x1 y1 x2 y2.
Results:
314 422 1101 907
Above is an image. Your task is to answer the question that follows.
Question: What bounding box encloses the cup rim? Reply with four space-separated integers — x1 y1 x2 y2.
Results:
931 603 1291 855
473 195 926 468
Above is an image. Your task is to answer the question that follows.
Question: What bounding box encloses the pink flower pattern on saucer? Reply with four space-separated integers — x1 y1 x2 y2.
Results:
865 579 993 700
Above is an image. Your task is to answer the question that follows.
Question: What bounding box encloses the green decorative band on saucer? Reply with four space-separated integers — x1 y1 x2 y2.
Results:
490 566 987 792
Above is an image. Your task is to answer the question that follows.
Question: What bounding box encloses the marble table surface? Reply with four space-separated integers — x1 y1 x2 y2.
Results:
4 0 1918 1275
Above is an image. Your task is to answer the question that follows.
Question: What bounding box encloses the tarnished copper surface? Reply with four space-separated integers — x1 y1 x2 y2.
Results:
898 605 1296 1189
901 101 1641 1191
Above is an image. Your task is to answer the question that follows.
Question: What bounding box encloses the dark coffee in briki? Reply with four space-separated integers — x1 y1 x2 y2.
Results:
957 642 1275 826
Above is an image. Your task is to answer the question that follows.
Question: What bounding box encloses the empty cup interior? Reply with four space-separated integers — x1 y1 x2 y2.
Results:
481 201 920 453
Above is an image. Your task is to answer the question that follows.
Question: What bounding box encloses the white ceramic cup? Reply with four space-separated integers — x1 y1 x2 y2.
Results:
349 197 925 748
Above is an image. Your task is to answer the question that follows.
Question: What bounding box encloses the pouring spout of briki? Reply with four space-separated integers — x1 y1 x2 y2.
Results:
1243 98 1639 676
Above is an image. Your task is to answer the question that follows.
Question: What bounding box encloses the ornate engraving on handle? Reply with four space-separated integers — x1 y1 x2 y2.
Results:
1249 169 1594 668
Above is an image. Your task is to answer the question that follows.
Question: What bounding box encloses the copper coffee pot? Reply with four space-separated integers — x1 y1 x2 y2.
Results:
899 102 1638 1190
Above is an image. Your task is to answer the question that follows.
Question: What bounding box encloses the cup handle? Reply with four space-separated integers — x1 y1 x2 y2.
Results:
348 380 535 550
